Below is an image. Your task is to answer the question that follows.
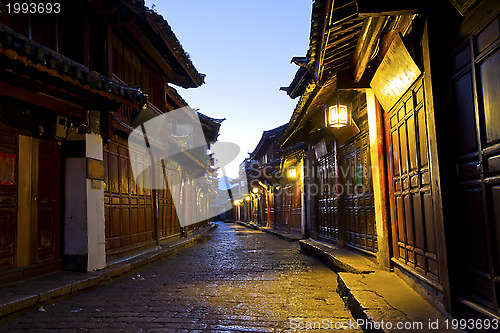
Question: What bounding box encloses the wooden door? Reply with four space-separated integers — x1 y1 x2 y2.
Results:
0 132 17 270
339 132 377 253
450 19 500 317
317 153 339 241
157 168 180 239
35 140 61 262
104 140 155 252
386 77 439 282
290 183 302 231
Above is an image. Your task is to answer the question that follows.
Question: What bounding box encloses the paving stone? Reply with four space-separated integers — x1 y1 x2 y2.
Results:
0 222 361 332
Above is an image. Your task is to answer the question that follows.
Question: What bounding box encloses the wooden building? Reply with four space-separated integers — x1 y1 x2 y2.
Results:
280 0 500 321
0 0 219 281
243 124 307 236
247 125 286 228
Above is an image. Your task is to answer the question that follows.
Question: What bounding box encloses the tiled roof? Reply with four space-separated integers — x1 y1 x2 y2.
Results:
122 0 205 88
0 23 148 105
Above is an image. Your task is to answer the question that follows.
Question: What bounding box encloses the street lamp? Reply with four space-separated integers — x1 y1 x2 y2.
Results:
326 102 349 128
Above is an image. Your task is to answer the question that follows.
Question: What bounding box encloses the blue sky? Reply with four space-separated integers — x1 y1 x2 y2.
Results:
146 0 312 178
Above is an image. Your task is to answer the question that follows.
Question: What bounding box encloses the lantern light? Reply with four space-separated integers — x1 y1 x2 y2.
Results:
326 103 349 128
288 168 297 179
245 195 251 201
252 187 259 194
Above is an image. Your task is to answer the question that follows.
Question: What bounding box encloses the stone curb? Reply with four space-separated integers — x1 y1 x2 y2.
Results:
299 239 376 274
336 274 385 333
234 221 303 242
299 238 459 333
0 223 216 320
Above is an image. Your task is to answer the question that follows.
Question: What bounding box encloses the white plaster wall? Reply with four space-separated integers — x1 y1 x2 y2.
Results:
64 158 88 255
86 179 106 271
86 133 103 160
85 134 106 271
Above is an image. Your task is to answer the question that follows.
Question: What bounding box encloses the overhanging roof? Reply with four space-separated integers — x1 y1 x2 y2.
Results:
250 124 287 160
279 0 366 147
117 0 205 88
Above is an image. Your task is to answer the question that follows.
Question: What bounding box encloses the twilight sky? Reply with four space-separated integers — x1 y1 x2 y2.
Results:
145 0 312 178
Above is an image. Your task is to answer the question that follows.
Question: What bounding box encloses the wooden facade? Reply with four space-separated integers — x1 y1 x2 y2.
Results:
316 94 377 253
279 0 500 322
0 0 219 280
445 2 500 320
241 125 306 235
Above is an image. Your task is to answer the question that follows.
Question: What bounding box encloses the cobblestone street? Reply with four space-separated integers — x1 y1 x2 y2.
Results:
0 223 360 332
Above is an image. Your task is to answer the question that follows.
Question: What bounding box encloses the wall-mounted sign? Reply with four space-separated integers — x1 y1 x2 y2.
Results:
314 139 328 159
0 153 16 185
370 34 421 112
87 158 104 181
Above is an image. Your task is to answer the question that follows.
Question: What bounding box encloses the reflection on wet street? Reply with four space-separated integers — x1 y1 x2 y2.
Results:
1 222 360 332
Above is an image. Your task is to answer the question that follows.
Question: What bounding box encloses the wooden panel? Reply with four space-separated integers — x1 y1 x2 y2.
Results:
454 73 477 155
387 78 438 281
480 49 500 145
0 132 17 270
36 140 61 263
104 140 162 253
317 153 339 241
450 27 500 316
339 132 377 253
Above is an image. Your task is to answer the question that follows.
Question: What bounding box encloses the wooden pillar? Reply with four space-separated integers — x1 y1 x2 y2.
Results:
366 89 391 268
17 136 33 268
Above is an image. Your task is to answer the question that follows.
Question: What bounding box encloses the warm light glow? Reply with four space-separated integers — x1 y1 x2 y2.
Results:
252 187 259 194
245 195 251 201
327 104 348 128
288 168 297 178
233 200 239 205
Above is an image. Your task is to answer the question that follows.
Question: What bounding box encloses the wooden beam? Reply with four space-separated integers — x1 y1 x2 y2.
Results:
0 80 83 116
337 68 375 90
352 16 387 82
356 0 419 17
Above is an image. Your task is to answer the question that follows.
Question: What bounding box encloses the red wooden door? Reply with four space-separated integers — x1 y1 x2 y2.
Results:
0 132 17 270
36 140 61 262
450 19 500 317
385 78 439 282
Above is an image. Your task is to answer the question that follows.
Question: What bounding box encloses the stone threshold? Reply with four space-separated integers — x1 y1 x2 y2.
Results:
233 221 304 242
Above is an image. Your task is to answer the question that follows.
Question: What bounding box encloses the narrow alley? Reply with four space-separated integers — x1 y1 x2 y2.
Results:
1 0 500 331
0 223 360 332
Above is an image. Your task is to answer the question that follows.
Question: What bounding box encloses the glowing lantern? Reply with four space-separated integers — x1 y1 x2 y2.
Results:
252 187 259 194
326 103 349 128
288 168 297 179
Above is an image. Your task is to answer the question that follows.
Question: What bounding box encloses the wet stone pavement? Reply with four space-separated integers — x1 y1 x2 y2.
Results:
0 223 361 332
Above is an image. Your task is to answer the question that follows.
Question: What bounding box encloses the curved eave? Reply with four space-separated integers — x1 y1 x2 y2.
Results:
0 23 148 106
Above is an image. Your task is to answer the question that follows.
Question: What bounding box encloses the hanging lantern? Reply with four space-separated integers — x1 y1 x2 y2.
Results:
252 187 259 194
326 102 349 128
288 167 297 179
